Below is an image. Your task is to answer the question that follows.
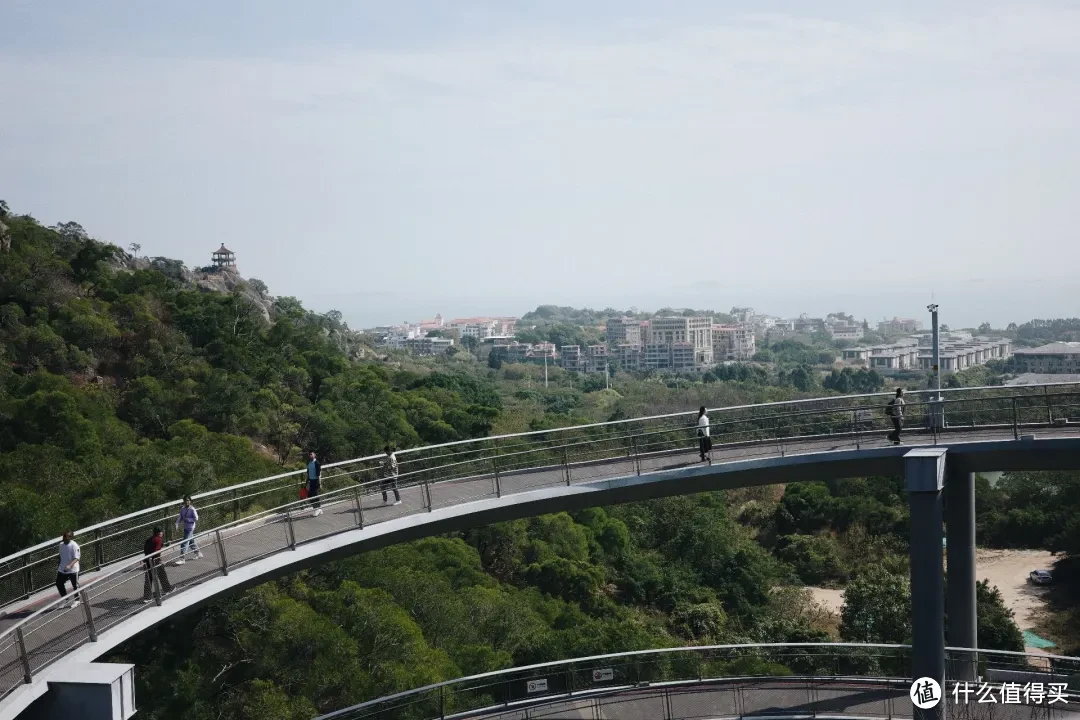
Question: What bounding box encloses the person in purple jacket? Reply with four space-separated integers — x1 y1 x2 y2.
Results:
174 495 202 564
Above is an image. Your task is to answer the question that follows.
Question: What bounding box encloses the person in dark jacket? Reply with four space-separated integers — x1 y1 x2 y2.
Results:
142 528 173 603
307 450 322 516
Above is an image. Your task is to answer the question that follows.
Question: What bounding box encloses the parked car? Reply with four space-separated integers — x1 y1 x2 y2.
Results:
1029 569 1053 585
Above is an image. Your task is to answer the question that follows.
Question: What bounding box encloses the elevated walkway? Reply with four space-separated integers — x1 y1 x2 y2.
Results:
2 384 1080 716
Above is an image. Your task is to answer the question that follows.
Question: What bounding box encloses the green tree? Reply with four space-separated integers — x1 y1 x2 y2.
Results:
839 566 911 643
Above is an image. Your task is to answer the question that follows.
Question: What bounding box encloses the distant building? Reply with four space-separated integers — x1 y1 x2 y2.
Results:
1012 342 1080 374
828 325 865 341
916 336 1012 372
617 344 642 371
794 316 826 335
560 345 585 372
879 317 923 335
605 317 642 347
211 244 236 270
403 336 454 356
586 344 609 373
712 324 757 361
648 316 713 367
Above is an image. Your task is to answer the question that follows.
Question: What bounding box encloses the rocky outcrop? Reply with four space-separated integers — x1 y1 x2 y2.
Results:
107 252 274 326
195 267 273 326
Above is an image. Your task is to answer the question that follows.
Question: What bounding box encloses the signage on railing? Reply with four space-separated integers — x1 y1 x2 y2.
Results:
592 668 614 682
526 679 549 694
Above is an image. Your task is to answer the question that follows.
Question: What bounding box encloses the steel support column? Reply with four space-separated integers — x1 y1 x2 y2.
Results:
906 448 947 720
945 465 977 681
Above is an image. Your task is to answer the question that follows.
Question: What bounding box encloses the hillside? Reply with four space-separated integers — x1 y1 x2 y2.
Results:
0 205 500 552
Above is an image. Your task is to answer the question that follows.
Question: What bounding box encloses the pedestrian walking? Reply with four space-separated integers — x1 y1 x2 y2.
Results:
142 528 173 604
56 531 81 608
696 406 712 462
174 495 202 564
886 388 906 445
307 450 323 516
381 444 401 505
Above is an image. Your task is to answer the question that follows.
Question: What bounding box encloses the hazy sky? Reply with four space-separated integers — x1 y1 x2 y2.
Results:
2 1 1079 328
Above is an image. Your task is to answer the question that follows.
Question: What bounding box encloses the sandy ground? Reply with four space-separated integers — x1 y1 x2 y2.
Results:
807 548 1059 652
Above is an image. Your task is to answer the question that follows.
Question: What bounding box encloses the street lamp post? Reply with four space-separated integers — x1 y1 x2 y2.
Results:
928 304 942 429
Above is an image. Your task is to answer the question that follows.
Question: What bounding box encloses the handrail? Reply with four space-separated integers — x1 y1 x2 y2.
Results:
2 382 1078 578
316 642 1080 720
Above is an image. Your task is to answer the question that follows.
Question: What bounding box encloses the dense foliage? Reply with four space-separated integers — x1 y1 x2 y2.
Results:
0 210 499 552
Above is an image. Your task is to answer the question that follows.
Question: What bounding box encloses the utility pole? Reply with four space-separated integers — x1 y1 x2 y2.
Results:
928 304 942 429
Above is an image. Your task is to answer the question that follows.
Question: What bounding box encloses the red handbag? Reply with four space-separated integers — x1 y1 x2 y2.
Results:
299 486 309 500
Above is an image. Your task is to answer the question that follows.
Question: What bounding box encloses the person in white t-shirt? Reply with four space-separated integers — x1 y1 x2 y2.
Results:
56 531 81 608
696 406 712 462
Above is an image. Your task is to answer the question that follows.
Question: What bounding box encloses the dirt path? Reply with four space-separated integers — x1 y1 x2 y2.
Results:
806 548 1059 652
973 548 1057 632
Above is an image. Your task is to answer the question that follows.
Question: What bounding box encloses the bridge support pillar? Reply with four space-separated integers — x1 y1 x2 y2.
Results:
945 465 978 681
905 449 947 720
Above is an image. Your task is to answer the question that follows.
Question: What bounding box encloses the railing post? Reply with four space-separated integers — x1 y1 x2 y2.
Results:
82 592 98 642
16 628 32 684
1045 386 1054 425
285 510 297 549
232 489 239 521
424 480 433 512
631 435 641 475
1012 397 1019 440
492 458 502 498
20 555 30 600
215 529 229 576
563 445 571 486
352 487 364 528
94 528 104 571
852 410 860 450
439 684 445 720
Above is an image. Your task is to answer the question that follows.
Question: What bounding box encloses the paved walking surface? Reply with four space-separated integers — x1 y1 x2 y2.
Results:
4 424 1080 704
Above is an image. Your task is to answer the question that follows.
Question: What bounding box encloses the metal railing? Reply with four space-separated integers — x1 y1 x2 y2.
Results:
2 384 1080 704
5 381 1078 616
315 643 1080 720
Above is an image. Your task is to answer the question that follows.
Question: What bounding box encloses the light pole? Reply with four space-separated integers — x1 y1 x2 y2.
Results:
928 304 942 429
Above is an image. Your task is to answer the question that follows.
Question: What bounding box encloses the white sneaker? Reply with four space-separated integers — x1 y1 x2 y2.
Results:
196 552 204 559
393 500 402 506
313 508 323 517
143 599 151 604
70 600 80 608
175 559 186 565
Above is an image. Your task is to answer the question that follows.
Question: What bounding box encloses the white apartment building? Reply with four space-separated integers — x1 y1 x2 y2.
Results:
828 325 865 341
916 337 1012 372
648 316 713 367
